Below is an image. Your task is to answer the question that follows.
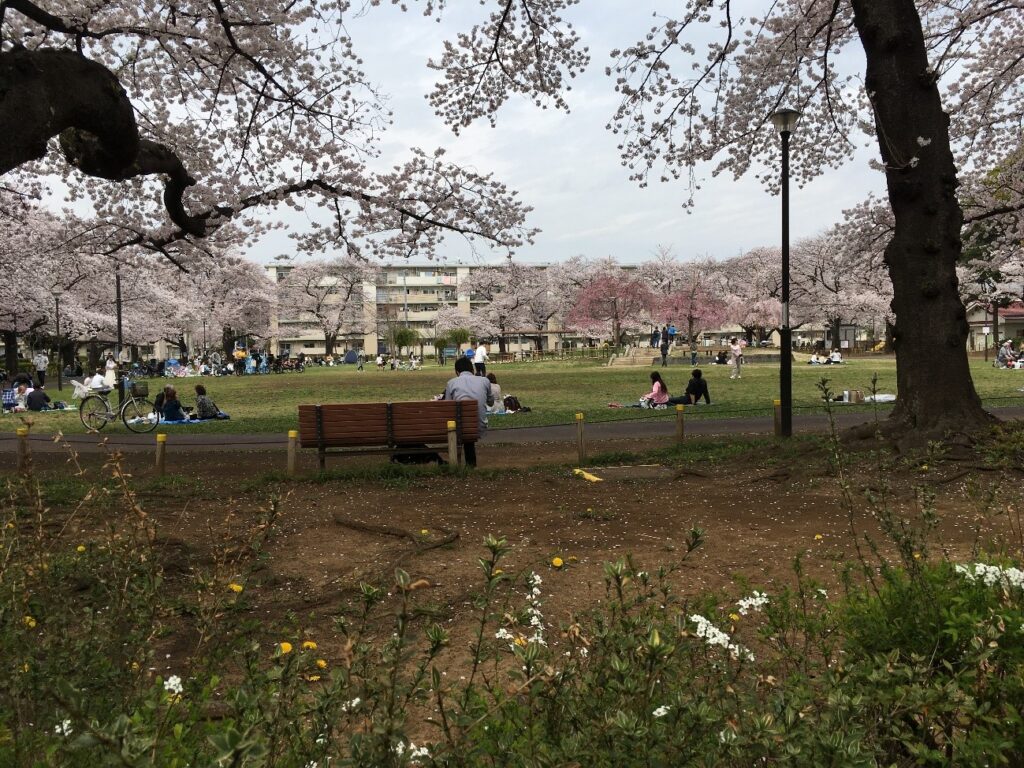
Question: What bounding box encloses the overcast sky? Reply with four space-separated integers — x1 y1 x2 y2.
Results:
260 2 886 266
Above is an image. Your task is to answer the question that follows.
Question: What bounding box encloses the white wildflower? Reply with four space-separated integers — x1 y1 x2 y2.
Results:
54 720 72 737
908 156 920 168
342 697 361 712
495 628 514 641
690 615 754 662
736 591 769 615
956 563 1024 590
652 705 671 718
164 675 183 695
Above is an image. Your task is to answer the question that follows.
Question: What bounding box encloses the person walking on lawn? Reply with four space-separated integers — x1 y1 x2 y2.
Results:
33 350 49 386
729 337 744 379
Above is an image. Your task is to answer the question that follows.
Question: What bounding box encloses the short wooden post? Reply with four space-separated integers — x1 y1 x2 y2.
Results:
575 412 587 465
675 404 685 443
447 420 461 467
287 430 298 476
16 427 29 473
773 399 782 437
155 433 167 476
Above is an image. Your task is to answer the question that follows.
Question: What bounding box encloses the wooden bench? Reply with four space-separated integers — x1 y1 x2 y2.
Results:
297 401 480 469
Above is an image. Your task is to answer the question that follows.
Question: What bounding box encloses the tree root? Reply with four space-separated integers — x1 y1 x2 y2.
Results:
332 514 460 577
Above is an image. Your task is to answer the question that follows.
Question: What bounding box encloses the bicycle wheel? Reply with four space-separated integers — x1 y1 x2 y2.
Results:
80 395 111 431
121 398 159 433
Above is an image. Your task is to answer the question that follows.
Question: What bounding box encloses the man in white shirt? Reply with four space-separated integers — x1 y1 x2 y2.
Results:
472 341 489 376
33 351 49 386
87 368 107 389
443 356 493 466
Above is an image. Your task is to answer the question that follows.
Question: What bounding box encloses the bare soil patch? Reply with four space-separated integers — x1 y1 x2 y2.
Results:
19 434 1004 679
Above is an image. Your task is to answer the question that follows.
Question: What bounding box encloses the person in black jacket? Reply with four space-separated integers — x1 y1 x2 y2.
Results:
668 369 711 405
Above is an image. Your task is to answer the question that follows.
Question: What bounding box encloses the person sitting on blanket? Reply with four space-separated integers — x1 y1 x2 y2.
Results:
26 385 51 411
161 385 189 421
194 384 224 420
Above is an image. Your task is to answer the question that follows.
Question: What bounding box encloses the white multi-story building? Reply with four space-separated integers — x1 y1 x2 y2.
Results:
266 262 507 357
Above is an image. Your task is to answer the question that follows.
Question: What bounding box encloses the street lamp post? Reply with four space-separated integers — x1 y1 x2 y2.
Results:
52 287 64 392
115 263 125 403
770 107 801 438
202 319 207 353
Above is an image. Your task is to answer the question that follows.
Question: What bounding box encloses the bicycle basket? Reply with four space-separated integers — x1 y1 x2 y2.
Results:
130 381 149 398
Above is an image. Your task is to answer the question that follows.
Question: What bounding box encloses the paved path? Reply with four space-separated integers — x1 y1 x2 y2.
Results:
2 406 1021 453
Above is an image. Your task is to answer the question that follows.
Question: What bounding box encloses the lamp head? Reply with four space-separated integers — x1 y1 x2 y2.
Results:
51 286 64 299
770 108 802 135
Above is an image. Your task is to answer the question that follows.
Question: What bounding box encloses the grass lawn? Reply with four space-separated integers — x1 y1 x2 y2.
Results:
4 355 1022 436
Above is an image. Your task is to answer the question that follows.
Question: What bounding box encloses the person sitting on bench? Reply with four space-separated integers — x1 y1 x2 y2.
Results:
442 355 492 467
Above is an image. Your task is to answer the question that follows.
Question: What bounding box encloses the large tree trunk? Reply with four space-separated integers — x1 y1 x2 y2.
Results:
176 335 189 361
324 333 337 356
2 329 18 372
851 0 989 439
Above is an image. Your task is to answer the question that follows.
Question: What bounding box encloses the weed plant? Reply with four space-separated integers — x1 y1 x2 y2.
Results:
3 416 1024 765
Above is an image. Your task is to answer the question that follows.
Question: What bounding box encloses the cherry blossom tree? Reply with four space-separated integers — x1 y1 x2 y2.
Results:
1 0 536 262
639 248 728 346
277 258 374 357
460 261 533 353
424 0 1024 438
565 269 654 346
720 248 784 343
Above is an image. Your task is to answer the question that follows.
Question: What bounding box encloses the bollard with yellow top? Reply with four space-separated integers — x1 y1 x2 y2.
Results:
446 419 461 467
575 412 587 465
773 399 782 437
287 429 298 476
155 433 167 476
675 404 685 443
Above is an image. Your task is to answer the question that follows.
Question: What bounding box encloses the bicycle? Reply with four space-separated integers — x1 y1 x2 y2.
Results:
77 379 160 433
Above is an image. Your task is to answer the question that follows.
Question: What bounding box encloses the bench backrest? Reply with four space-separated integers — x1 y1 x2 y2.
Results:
297 400 481 449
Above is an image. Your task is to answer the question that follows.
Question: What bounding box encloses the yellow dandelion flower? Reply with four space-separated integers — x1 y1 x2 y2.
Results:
23 615 36 629
514 636 527 647
814 534 823 541
130 662 140 672
568 556 578 562
278 642 293 655
913 552 922 560
420 529 429 535
551 557 564 569
228 583 244 593
302 640 318 650
76 545 86 553
316 659 327 669
307 674 321 682
729 613 741 622
22 663 29 673
493 568 504 576
5 522 13 529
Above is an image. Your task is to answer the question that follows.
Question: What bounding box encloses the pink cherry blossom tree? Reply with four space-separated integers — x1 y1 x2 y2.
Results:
565 269 654 346
639 248 728 347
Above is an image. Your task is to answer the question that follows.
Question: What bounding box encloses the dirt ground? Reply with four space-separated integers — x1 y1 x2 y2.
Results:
14 432 1008 681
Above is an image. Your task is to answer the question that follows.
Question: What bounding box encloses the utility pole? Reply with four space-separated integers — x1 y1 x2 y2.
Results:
115 263 125 403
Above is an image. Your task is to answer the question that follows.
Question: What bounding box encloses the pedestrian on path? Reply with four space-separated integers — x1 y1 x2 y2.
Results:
33 350 49 386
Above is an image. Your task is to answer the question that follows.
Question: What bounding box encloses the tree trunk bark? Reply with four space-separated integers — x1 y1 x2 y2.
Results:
2 329 18 372
87 339 100 371
176 335 189 361
851 0 989 439
325 333 336 356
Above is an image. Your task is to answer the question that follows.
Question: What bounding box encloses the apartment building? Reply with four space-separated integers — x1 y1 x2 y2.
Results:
266 262 483 357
